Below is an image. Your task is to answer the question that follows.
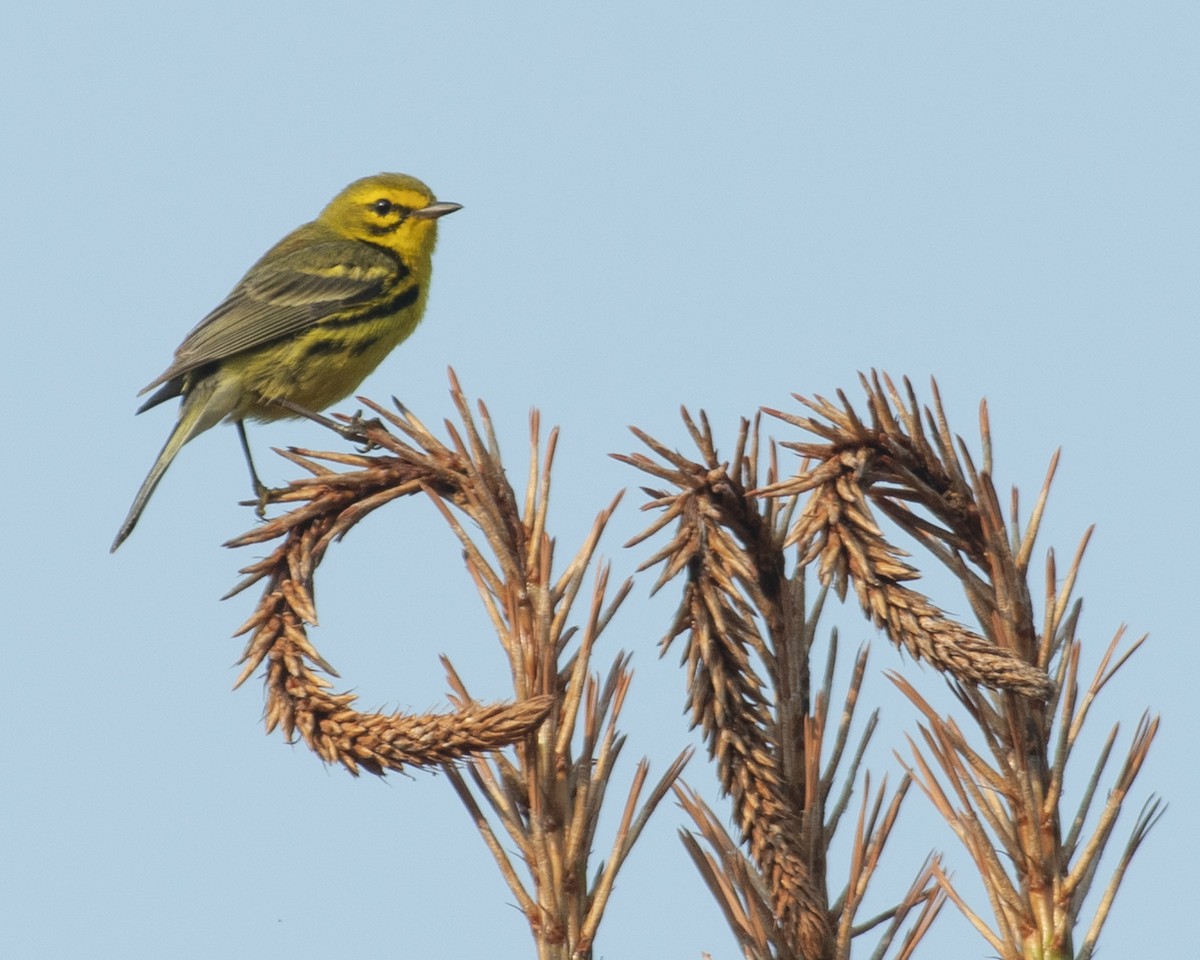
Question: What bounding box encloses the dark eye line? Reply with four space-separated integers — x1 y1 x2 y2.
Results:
370 198 412 218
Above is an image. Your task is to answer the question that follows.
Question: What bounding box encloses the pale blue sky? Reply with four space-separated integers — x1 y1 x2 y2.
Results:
4 3 1196 957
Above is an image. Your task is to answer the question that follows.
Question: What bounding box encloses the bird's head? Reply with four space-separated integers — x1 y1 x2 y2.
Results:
319 173 461 258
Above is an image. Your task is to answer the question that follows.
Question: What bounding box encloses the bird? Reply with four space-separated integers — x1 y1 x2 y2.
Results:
111 172 460 552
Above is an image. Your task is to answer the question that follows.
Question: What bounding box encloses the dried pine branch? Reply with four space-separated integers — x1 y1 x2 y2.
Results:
222 386 554 775
619 413 937 960
437 502 689 960
224 372 686 959
226 372 686 950
761 372 1158 959
759 373 1053 699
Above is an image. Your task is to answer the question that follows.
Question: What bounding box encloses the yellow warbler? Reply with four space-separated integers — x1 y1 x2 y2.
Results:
112 173 460 552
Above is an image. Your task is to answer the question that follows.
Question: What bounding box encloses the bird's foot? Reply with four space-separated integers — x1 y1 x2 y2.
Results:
336 409 384 451
253 478 271 519
274 399 382 450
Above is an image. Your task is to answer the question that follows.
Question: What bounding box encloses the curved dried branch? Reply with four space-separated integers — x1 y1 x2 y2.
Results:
223 398 554 775
620 414 832 956
224 386 566 768
226 374 683 958
742 373 1153 958
621 412 935 959
760 373 1052 699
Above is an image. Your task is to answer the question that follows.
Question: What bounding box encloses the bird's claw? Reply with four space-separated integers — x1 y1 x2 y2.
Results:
254 480 271 519
336 409 384 451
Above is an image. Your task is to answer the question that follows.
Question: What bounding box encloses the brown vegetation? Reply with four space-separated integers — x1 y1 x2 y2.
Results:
223 371 1158 959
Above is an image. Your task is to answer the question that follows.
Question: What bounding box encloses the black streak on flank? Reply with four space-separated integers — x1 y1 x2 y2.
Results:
348 335 381 357
324 284 421 329
302 338 343 359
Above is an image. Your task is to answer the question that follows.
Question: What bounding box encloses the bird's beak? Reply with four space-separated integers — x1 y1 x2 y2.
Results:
413 201 463 220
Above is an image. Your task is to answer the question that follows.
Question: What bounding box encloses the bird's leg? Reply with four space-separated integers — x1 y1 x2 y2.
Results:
236 420 271 519
274 398 381 450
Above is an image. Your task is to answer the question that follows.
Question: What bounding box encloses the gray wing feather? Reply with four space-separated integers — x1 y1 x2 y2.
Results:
138 234 399 399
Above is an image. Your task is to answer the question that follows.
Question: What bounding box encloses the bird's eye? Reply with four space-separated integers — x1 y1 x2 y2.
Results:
372 199 394 216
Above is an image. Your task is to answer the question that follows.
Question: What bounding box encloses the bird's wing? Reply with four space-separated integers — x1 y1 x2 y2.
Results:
139 233 402 397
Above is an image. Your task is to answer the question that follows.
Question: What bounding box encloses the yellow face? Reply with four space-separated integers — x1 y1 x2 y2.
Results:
318 173 460 255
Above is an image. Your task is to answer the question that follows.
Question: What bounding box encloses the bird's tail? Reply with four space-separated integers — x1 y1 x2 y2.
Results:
111 383 224 552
